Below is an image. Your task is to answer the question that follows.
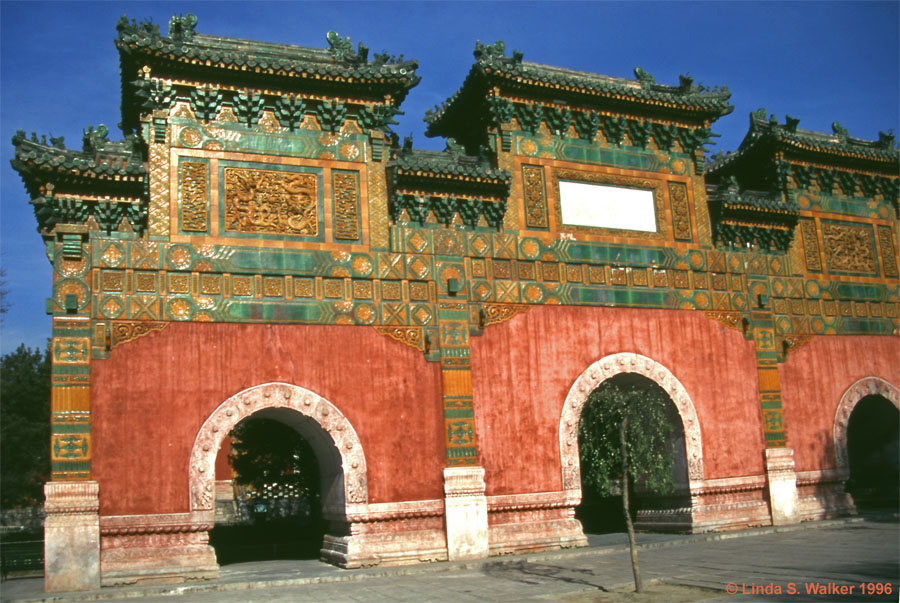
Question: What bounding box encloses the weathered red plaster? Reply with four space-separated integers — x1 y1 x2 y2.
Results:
779 335 900 472
92 323 444 516
470 305 763 496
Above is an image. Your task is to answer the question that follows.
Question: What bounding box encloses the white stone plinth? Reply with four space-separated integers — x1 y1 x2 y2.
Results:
765 447 801 525
443 466 489 561
44 481 100 592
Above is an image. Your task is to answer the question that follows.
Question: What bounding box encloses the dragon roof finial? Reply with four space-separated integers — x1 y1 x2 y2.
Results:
832 122 849 139
168 14 197 41
326 30 368 63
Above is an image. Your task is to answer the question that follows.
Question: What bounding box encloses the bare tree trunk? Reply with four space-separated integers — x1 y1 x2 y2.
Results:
620 416 643 593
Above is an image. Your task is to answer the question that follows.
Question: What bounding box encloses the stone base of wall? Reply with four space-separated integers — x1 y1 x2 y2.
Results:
611 478 772 534
634 471 857 534
633 490 693 532
90 474 858 584
689 476 773 532
320 500 447 568
99 513 218 586
635 508 695 532
796 470 857 521
487 491 587 555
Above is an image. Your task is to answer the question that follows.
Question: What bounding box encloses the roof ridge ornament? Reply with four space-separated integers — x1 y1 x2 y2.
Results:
326 30 369 64
445 138 465 158
168 13 197 42
633 66 655 89
473 40 523 64
751 107 768 122
678 74 695 93
784 115 800 133
116 15 159 36
877 130 896 149
82 125 109 154
832 121 849 140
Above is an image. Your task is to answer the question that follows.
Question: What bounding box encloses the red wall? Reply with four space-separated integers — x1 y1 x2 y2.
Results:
470 305 764 496
91 311 893 518
92 323 444 516
779 335 900 472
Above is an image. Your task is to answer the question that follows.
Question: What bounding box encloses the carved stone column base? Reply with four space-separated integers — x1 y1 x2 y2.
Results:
44 481 101 592
765 447 801 525
99 514 218 586
320 500 447 568
443 466 489 561
487 490 587 554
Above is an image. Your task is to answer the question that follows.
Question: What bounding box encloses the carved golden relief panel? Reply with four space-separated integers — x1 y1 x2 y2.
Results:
179 161 208 232
521 165 548 229
148 141 171 237
822 221 877 274
332 171 360 240
668 181 692 241
800 220 822 272
877 225 899 278
223 167 318 236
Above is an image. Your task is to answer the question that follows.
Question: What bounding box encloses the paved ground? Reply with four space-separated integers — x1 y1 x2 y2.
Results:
2 516 897 602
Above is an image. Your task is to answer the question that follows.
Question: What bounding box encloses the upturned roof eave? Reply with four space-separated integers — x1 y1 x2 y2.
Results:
709 127 900 178
115 26 420 95
11 138 147 192
425 61 733 134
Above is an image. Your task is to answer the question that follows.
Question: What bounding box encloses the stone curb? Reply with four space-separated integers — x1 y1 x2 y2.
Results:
2 516 872 602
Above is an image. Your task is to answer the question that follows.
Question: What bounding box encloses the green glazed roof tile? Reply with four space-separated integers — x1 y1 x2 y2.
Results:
390 148 510 183
709 109 900 175
425 40 733 140
11 128 146 196
116 15 420 94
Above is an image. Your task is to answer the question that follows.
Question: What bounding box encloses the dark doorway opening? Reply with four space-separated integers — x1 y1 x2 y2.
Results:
846 395 899 511
576 373 691 534
210 415 326 564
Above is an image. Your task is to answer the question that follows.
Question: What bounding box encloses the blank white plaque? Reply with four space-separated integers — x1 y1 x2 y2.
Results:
558 180 657 232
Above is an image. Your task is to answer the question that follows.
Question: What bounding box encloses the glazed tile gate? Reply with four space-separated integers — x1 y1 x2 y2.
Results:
11 15 899 592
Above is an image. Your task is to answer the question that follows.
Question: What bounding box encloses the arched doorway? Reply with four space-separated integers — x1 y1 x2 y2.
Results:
846 395 899 508
559 353 704 533
189 382 368 568
210 414 325 564
833 377 900 511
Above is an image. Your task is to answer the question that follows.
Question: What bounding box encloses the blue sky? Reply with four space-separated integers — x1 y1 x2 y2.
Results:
1 0 898 354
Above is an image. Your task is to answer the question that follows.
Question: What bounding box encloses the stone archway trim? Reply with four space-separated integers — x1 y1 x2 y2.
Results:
188 382 368 514
559 352 704 492
833 376 900 472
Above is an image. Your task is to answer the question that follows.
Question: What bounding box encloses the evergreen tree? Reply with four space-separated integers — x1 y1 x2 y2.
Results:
1 343 51 509
578 375 677 593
